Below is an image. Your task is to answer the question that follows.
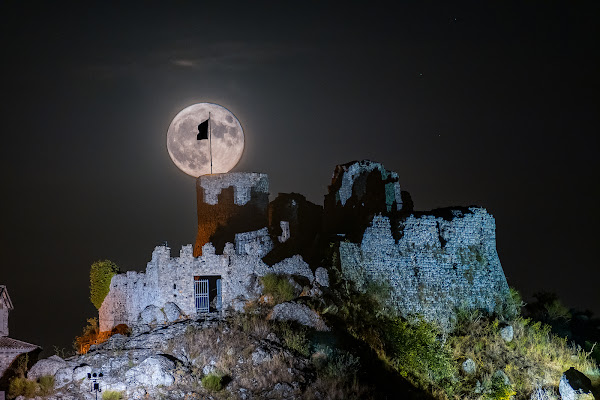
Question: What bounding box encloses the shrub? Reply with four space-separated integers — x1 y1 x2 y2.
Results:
102 390 124 400
8 377 37 398
383 317 453 384
90 260 120 309
38 375 55 395
201 373 223 391
313 345 361 378
260 273 295 304
278 322 310 357
484 374 516 400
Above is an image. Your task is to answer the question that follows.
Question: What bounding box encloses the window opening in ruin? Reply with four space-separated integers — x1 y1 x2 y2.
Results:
194 276 222 313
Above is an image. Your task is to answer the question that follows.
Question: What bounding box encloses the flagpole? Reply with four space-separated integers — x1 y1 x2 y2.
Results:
209 112 212 174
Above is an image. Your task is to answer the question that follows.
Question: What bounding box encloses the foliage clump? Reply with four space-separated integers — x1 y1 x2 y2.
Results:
8 375 54 399
201 373 224 391
90 260 120 309
102 390 124 400
383 317 453 384
260 273 296 304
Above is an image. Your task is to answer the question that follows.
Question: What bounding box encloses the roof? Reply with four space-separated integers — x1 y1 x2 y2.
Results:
0 285 13 310
0 336 39 352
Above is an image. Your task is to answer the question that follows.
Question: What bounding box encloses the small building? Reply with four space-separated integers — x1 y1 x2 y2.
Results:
0 286 40 400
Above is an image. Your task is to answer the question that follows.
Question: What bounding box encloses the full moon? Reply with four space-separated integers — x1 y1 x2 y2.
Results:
166 103 245 177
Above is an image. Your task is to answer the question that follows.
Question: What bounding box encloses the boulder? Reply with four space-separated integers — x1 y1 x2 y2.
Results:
125 355 175 387
493 370 511 386
163 302 184 323
54 366 74 388
462 358 476 375
530 385 559 400
270 302 330 331
138 305 167 325
559 367 595 400
500 325 514 342
28 355 67 380
73 365 92 381
315 267 329 287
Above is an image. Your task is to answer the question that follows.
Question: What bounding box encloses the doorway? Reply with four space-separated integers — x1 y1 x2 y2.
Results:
194 276 222 313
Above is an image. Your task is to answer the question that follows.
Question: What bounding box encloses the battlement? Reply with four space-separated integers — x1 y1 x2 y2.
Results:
194 172 270 256
198 173 268 206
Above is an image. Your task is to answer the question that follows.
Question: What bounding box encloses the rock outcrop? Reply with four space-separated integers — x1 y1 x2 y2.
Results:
559 367 595 400
27 318 312 400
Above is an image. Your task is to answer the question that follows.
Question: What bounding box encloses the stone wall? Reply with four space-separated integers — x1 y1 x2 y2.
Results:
323 160 413 241
99 241 317 332
339 208 510 331
194 173 269 256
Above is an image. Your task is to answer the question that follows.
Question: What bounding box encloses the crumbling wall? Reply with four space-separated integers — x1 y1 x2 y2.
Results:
324 160 413 241
194 173 269 256
265 193 323 267
99 240 317 332
339 208 510 331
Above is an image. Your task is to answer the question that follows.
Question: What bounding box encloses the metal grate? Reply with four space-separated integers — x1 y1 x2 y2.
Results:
216 279 222 310
194 278 209 313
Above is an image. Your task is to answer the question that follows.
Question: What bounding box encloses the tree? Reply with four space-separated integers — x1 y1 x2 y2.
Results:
89 260 120 309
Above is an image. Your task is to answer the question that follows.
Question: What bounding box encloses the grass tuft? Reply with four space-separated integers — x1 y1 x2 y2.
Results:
260 273 296 304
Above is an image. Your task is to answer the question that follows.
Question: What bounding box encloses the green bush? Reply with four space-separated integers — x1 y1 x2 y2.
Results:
38 375 55 395
384 317 454 384
8 377 37 398
201 373 223 391
313 345 361 378
260 273 296 304
485 375 516 400
102 390 124 400
90 260 120 309
279 322 310 357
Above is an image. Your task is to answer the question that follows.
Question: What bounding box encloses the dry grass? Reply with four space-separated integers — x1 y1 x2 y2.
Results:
446 315 600 399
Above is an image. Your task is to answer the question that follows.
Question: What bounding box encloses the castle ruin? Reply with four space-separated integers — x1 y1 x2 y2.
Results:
99 160 510 333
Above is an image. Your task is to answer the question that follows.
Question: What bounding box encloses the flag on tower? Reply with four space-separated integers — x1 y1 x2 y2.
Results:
197 119 209 140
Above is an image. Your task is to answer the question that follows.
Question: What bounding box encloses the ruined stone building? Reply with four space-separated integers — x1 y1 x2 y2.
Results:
99 173 320 332
99 160 510 333
0 286 40 400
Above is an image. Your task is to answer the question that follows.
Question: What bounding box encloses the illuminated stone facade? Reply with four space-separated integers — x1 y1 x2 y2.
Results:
99 162 511 334
331 161 510 332
194 173 269 256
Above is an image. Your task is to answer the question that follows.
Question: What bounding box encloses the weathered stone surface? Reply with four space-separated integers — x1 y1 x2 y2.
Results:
54 367 74 388
559 368 595 400
251 346 273 365
315 267 329 287
270 302 330 331
28 355 66 380
138 305 166 325
125 355 175 387
194 172 269 256
37 318 313 400
324 160 412 241
530 385 559 400
270 255 314 283
73 365 91 381
500 325 514 342
163 302 183 323
462 358 476 375
339 211 510 332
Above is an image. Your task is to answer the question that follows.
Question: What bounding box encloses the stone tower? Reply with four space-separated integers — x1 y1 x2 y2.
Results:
194 173 269 256
324 160 413 241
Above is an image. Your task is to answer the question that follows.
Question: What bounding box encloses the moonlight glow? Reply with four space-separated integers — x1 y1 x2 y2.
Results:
167 103 245 177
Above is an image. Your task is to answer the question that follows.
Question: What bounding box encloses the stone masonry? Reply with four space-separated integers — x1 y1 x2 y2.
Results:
99 243 316 332
194 173 269 256
339 202 509 331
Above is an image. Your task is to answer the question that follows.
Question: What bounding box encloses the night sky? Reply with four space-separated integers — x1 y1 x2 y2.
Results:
1 2 598 355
